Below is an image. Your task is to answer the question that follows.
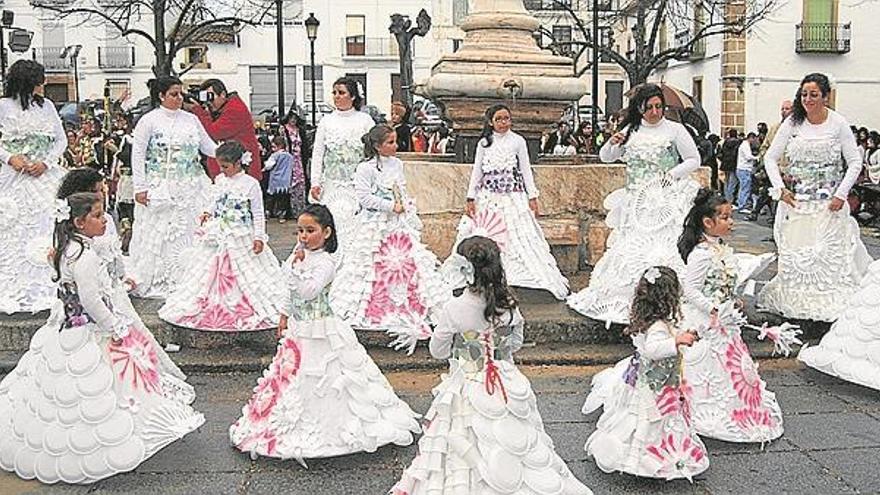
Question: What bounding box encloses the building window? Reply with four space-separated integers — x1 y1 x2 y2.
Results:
453 0 469 26
552 25 573 56
346 15 366 56
106 79 131 100
184 46 209 69
692 77 703 103
303 64 324 108
599 27 614 62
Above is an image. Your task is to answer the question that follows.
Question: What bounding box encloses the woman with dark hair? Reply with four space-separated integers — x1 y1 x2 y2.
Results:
0 60 68 314
758 72 870 322
567 83 701 325
308 77 374 256
128 75 218 298
281 110 309 218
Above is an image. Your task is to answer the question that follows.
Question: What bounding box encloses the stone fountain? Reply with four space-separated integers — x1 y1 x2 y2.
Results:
416 0 586 162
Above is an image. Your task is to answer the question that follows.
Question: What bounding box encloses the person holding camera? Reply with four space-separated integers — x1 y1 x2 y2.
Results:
184 78 262 180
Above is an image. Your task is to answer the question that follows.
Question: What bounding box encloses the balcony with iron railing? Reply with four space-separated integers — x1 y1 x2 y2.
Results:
796 22 851 53
523 0 614 10
98 46 135 70
341 37 403 58
674 30 706 60
31 47 70 72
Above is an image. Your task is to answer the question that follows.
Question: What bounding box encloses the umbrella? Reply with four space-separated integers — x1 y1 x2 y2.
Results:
625 82 710 136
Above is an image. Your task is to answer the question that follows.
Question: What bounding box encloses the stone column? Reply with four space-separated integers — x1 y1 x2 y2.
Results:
720 0 746 133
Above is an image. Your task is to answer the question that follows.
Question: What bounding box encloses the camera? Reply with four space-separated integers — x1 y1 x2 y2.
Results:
185 87 214 104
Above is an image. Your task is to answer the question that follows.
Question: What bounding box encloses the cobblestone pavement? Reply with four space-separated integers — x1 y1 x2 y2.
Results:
1 359 879 495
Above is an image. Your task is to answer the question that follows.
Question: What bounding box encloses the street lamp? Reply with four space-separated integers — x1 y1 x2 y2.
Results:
60 44 82 103
275 0 284 122
305 12 320 127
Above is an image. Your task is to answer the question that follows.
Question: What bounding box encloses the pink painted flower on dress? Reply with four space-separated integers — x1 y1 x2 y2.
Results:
374 232 417 286
471 208 509 252
247 376 281 423
237 429 278 456
731 407 775 433
271 337 302 387
725 336 763 408
109 328 160 394
177 251 261 331
646 433 706 476
655 381 694 424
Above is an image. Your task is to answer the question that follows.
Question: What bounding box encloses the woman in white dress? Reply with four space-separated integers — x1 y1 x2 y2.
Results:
308 77 375 256
230 205 419 463
758 73 871 322
129 76 217 299
159 141 286 332
0 193 204 485
0 60 67 314
392 236 592 494
567 84 701 325
331 125 449 351
442 104 570 300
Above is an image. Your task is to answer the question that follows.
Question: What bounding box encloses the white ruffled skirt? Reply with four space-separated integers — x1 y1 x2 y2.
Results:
758 201 871 322
0 305 204 484
158 229 285 332
0 166 65 314
567 177 700 325
391 359 592 494
229 315 420 460
443 190 569 300
798 259 880 391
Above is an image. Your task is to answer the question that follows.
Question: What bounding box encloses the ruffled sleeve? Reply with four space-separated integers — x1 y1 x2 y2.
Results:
354 160 394 212
668 122 701 179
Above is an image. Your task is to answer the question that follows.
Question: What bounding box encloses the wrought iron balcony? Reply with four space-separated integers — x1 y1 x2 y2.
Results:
796 22 851 53
674 30 706 60
98 46 135 70
341 37 402 58
31 47 70 72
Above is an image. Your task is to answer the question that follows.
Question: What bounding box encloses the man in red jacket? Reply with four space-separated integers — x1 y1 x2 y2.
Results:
184 78 262 180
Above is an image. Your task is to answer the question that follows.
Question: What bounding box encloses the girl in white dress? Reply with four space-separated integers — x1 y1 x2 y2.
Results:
0 60 68 314
331 124 449 352
677 189 783 443
129 76 217 299
0 193 204 485
758 73 871 321
583 266 708 481
442 104 569 300
230 205 420 463
58 169 195 403
159 141 286 332
308 77 375 256
567 84 701 325
391 236 593 495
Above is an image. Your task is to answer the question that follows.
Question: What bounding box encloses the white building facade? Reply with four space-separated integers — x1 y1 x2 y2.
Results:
654 0 880 134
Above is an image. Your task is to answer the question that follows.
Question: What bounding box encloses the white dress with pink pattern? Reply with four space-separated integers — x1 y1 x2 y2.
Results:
158 172 286 332
229 249 420 461
582 320 709 480
0 238 204 484
331 156 449 344
680 238 783 443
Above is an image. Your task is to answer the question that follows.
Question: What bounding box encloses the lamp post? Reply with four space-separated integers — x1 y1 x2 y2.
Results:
61 44 82 103
275 0 284 122
305 12 320 127
591 0 599 137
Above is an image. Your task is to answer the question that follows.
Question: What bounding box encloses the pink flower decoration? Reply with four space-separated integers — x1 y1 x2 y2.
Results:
271 337 302 387
177 251 261 331
655 381 694 425
374 232 417 285
237 429 277 456
731 407 775 432
725 336 763 408
646 433 706 475
246 376 281 423
109 328 160 394
472 208 509 252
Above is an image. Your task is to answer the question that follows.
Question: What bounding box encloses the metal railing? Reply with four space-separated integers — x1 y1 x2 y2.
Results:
523 0 614 11
674 30 706 60
31 47 70 72
98 46 135 69
341 37 403 58
795 22 851 53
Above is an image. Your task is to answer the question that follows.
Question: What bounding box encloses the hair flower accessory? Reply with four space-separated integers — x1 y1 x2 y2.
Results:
445 252 475 287
644 266 661 285
241 151 253 166
54 198 71 222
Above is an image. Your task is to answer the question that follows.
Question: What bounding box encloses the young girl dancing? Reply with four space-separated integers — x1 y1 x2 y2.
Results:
582 266 708 481
331 124 448 352
58 168 195 403
677 189 785 443
0 192 204 484
391 236 592 495
230 204 420 463
441 104 569 300
159 141 286 332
